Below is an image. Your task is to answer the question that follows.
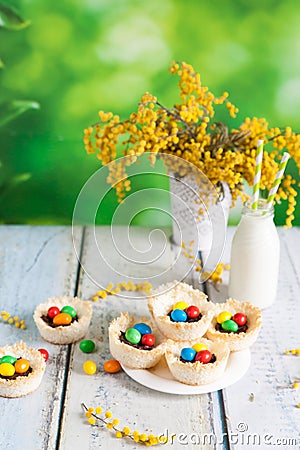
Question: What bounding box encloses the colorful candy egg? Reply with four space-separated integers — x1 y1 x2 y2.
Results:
83 360 97 375
79 340 95 353
0 362 15 377
38 348 49 362
61 305 77 318
221 319 238 332
47 306 60 319
192 343 208 352
141 334 155 347
14 359 30 374
125 328 141 344
53 312 72 326
217 311 232 324
104 359 122 373
186 305 200 319
171 309 187 322
133 323 152 335
181 347 197 362
173 301 189 310
232 313 247 326
195 350 212 364
0 355 17 365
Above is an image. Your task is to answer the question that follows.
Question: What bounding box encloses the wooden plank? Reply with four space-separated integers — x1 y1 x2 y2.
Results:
0 226 83 450
206 227 300 449
60 226 226 450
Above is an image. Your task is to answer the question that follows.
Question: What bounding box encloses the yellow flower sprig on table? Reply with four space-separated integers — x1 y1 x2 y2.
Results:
284 348 300 407
82 403 166 446
84 61 300 226
181 241 230 286
92 281 152 302
0 311 26 329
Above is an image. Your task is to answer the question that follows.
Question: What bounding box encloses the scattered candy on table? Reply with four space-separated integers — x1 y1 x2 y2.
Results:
216 311 248 333
123 323 155 348
38 348 49 361
83 360 97 375
103 359 122 373
180 345 213 364
79 340 95 354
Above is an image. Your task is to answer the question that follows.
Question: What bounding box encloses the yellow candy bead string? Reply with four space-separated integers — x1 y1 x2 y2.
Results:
82 403 166 446
91 281 152 302
0 311 27 329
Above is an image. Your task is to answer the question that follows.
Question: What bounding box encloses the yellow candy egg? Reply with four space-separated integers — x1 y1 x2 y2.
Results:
0 362 15 377
217 311 232 324
14 358 30 374
173 301 189 310
192 343 208 352
53 312 72 326
83 360 97 375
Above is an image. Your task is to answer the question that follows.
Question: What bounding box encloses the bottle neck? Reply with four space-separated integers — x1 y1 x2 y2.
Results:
242 199 274 220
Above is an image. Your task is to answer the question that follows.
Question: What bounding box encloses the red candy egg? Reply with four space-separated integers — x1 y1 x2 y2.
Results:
195 349 212 364
186 305 200 319
38 348 49 362
47 306 60 319
232 313 247 327
141 334 155 347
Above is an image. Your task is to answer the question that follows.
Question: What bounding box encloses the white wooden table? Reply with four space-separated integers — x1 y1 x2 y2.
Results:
0 226 299 450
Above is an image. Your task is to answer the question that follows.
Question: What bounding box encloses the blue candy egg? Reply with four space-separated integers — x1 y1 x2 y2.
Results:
133 322 152 335
180 347 196 362
171 309 187 322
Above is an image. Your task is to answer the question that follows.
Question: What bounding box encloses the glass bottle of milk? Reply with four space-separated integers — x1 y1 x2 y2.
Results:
228 199 280 308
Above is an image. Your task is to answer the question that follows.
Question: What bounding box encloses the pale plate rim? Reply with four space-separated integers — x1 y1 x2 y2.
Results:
121 349 251 395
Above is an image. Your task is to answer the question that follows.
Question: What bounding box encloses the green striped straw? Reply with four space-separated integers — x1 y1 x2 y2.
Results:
251 140 264 210
266 152 290 208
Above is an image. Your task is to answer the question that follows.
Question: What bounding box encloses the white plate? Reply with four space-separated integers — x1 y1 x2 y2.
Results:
121 349 251 395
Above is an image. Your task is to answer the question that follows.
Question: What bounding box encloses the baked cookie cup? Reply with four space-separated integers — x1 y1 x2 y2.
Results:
206 298 262 352
33 296 92 344
109 312 166 369
0 341 46 398
165 338 230 386
148 282 215 341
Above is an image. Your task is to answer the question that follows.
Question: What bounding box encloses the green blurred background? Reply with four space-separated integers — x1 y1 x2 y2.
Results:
0 0 299 225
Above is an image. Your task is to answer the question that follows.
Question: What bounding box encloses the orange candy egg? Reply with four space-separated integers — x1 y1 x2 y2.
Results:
103 359 122 373
53 312 72 326
14 358 30 374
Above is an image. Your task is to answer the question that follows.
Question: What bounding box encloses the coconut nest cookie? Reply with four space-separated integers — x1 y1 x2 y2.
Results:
33 296 92 345
109 312 166 369
0 341 46 398
148 281 215 341
205 298 262 352
165 338 230 386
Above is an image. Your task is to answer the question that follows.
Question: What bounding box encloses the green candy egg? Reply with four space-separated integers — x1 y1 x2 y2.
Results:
221 319 239 332
0 355 17 365
61 305 77 318
79 340 95 353
125 327 141 345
